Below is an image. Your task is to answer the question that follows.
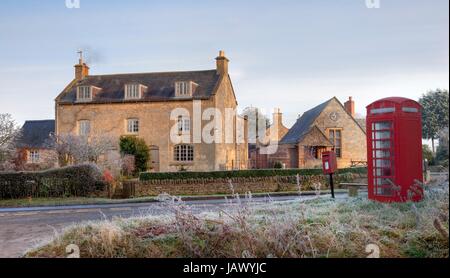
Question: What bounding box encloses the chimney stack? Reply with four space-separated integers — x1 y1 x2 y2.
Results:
344 96 355 117
215 50 229 76
74 51 90 81
273 108 283 128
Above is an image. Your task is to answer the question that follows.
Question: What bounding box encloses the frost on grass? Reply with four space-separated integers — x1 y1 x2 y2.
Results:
26 181 449 258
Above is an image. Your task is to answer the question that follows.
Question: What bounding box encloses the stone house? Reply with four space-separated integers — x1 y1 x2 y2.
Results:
16 120 57 170
249 108 290 169
251 97 367 169
276 97 366 169
55 51 248 172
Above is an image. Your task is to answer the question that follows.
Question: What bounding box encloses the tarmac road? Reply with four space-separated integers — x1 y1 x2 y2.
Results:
0 194 343 258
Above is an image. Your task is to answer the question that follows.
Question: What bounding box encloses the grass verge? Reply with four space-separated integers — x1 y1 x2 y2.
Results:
0 190 350 208
26 182 448 258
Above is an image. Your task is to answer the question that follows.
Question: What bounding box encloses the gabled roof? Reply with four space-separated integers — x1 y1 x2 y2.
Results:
17 120 55 149
280 98 333 145
57 70 221 104
297 125 334 147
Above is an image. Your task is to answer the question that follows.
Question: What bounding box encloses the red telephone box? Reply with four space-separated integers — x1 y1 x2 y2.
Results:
366 97 424 203
322 151 337 175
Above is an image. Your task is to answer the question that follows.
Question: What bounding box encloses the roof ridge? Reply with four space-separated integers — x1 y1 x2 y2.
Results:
24 119 55 123
87 69 217 78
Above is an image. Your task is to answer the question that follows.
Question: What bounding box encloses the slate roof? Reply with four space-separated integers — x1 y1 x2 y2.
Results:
57 70 221 104
17 120 55 149
280 99 333 145
356 118 366 131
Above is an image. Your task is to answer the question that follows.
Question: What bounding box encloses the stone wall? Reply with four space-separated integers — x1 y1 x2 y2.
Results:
126 172 367 197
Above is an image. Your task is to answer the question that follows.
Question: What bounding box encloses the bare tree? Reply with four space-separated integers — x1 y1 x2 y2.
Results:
241 107 271 144
0 113 21 164
47 133 117 166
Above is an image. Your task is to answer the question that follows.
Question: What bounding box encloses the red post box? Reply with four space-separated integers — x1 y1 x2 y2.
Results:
322 151 337 175
322 151 338 198
366 97 424 203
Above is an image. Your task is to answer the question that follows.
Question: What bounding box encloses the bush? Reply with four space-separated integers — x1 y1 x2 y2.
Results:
422 145 434 164
119 136 150 175
0 164 106 199
436 145 449 164
273 161 283 169
121 155 136 177
139 167 367 181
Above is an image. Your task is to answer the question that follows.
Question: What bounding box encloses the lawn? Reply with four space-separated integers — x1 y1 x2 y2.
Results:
26 181 449 258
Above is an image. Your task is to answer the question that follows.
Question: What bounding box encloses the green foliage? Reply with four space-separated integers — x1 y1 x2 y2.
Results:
139 167 367 181
419 89 449 144
119 136 150 174
0 164 106 199
422 145 434 164
273 161 283 169
436 143 449 164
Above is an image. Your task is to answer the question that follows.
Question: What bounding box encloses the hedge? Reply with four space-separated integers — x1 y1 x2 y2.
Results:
0 164 106 199
139 167 367 181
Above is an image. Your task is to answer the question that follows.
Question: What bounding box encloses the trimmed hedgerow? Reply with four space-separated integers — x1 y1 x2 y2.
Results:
139 167 367 181
0 164 106 199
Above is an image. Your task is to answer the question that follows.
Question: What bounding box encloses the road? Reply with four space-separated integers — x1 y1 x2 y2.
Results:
0 194 343 258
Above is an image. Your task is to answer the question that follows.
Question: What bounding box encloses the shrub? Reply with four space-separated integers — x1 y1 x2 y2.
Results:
436 144 449 165
121 155 136 177
0 164 106 199
139 167 367 181
119 136 150 175
273 161 283 169
422 145 434 165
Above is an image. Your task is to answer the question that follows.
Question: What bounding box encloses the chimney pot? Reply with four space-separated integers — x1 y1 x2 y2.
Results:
74 61 89 81
216 50 229 76
344 96 356 117
74 50 89 81
273 108 283 126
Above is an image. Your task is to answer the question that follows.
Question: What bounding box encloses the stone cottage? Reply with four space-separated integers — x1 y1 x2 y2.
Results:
251 97 367 169
16 120 56 170
55 51 248 172
249 108 290 169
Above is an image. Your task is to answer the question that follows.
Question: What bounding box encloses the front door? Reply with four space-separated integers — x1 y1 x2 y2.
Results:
149 146 160 172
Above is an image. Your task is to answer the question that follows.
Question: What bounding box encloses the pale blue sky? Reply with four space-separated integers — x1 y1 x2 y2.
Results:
0 0 448 127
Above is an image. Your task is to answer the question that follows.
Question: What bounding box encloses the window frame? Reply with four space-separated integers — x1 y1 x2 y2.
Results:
177 116 191 134
328 128 343 158
126 118 140 134
77 86 92 101
78 120 91 136
124 84 142 100
173 144 194 162
28 150 40 164
175 81 193 97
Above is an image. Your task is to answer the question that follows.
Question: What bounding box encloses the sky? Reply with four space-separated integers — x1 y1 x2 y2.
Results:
0 0 448 128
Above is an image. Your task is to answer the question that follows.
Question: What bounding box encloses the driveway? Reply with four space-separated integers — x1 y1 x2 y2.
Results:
0 194 342 258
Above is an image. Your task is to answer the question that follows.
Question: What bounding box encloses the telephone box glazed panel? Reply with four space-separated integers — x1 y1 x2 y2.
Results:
366 97 424 203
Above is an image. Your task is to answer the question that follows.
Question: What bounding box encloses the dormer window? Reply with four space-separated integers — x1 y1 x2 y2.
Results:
125 84 145 100
77 86 92 101
175 81 196 97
